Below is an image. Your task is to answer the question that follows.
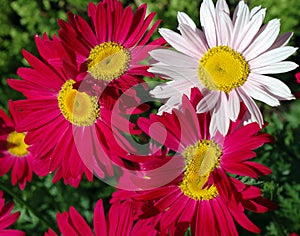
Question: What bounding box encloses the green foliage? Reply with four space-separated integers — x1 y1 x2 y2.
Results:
249 0 300 37
251 101 300 235
141 0 200 30
0 174 114 235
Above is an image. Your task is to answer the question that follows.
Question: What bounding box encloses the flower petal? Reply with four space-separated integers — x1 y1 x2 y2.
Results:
249 73 294 100
159 28 200 58
252 61 298 74
243 19 280 61
228 90 240 121
249 46 297 69
200 0 217 48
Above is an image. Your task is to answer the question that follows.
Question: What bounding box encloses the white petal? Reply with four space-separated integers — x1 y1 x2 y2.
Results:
149 65 198 83
243 19 280 61
177 12 209 55
177 12 197 30
231 1 250 49
209 95 230 136
216 0 230 14
215 0 232 45
200 0 217 48
178 24 208 57
250 6 262 18
150 80 196 99
157 96 182 115
249 46 298 69
252 61 298 74
248 73 295 100
269 32 293 50
216 92 230 135
150 83 181 99
209 111 218 136
149 49 199 68
159 28 200 58
196 90 220 112
232 0 249 25
237 87 264 126
216 10 233 45
234 8 266 52
228 89 240 121
243 81 280 106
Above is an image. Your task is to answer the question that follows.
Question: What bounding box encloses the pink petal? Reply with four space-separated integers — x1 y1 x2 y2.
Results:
69 207 93 236
94 200 107 236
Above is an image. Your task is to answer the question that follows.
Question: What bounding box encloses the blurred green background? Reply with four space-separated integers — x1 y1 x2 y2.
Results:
0 0 299 235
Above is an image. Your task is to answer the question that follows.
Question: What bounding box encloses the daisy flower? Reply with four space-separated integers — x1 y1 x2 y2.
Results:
8 34 129 187
44 199 135 236
0 104 34 190
0 190 25 235
58 0 165 93
149 0 297 135
133 89 274 234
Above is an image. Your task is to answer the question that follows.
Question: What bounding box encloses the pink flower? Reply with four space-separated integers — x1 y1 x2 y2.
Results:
0 104 34 190
126 88 274 235
58 0 165 95
8 34 130 187
0 190 25 235
45 198 135 236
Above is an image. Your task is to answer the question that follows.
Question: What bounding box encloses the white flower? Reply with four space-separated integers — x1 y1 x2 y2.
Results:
149 0 297 135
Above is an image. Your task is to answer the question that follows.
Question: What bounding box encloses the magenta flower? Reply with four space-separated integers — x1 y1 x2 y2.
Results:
45 198 136 236
58 0 165 94
8 34 130 187
0 104 34 190
128 89 274 234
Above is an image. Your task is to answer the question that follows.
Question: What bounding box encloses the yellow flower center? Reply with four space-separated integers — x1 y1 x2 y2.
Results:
7 131 29 157
198 46 249 93
58 80 100 126
87 42 131 81
179 140 222 200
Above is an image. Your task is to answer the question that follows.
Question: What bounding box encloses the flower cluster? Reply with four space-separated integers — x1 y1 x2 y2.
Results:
0 0 298 235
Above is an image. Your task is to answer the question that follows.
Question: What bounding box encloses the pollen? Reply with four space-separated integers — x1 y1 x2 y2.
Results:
179 140 222 200
87 42 131 81
198 46 250 93
7 131 29 157
58 80 100 126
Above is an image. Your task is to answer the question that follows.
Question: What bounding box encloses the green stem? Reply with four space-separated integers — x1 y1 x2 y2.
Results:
0 180 53 230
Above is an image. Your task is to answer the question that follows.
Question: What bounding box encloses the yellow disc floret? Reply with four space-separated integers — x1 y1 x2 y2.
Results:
179 140 222 200
58 80 100 126
7 131 29 157
198 46 249 93
87 42 131 81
